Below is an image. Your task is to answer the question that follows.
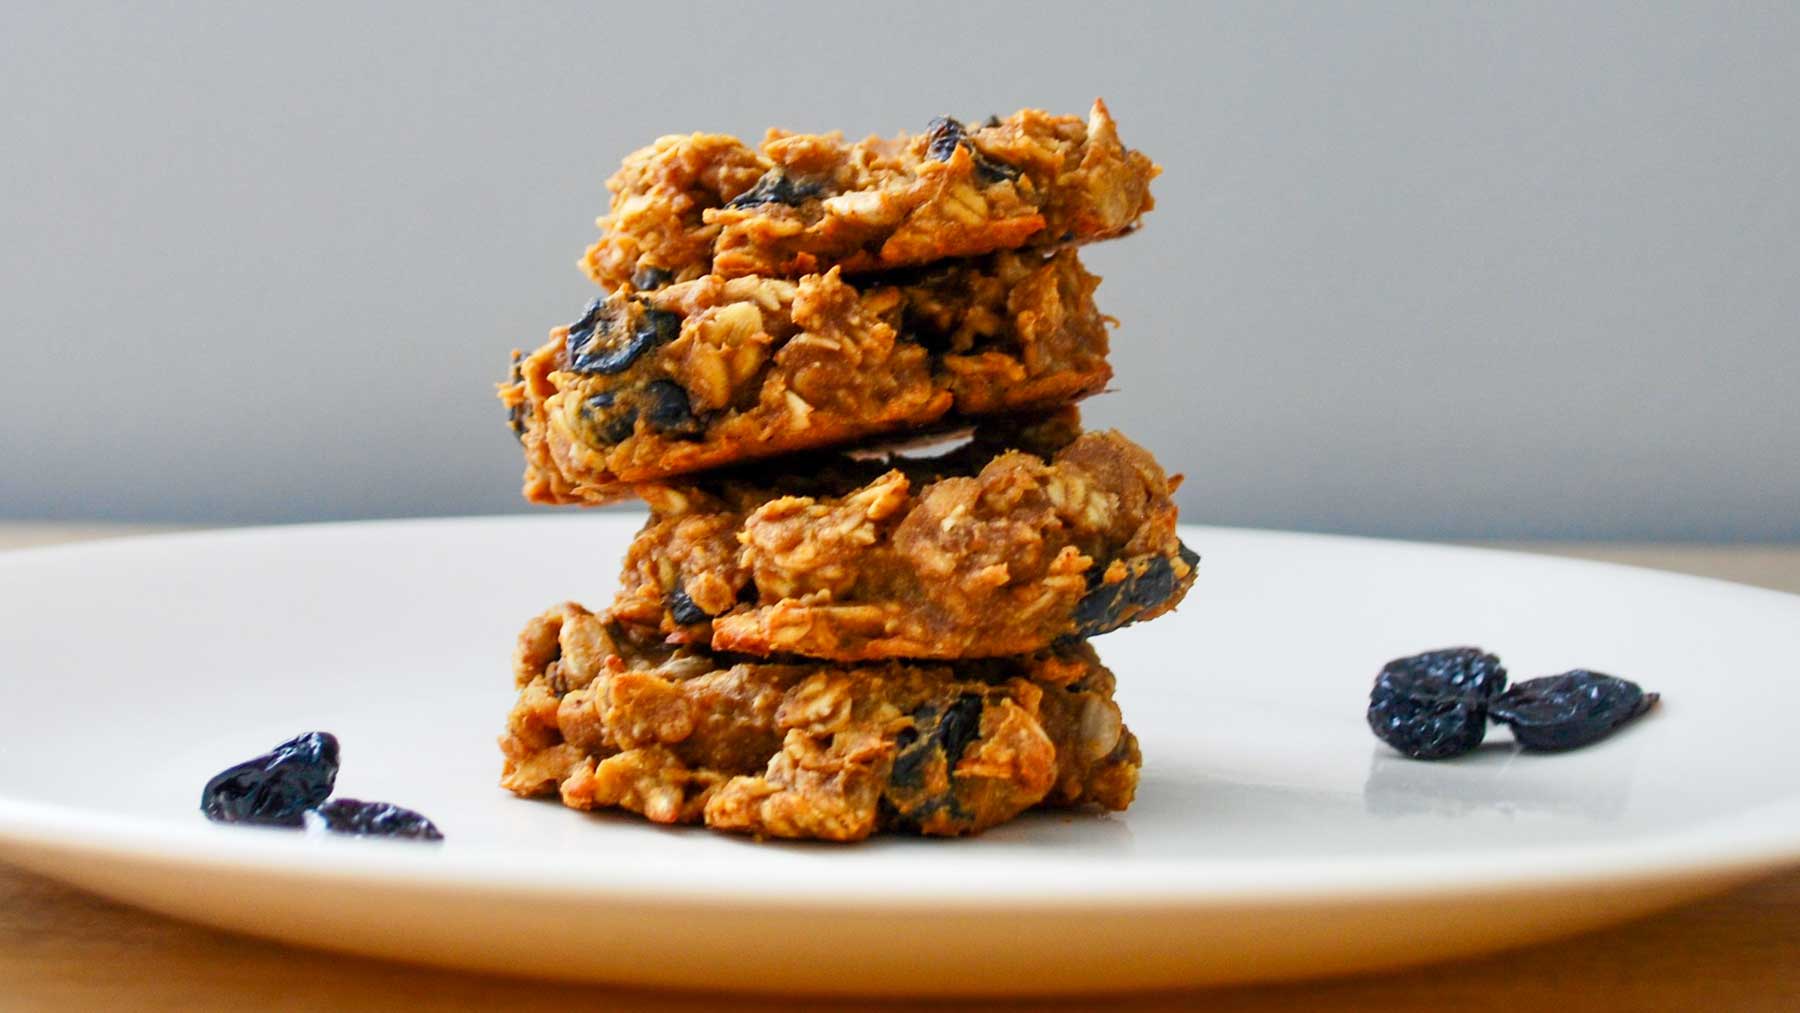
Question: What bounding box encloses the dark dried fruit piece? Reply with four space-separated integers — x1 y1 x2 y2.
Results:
724 169 825 210
566 298 681 375
577 379 705 447
201 732 340 828
1367 648 1508 760
581 391 638 444
974 154 1020 185
922 116 1021 185
1489 670 1658 751
1390 647 1509 699
641 379 703 437
878 694 993 834
887 694 986 827
923 116 970 163
666 587 711 626
631 265 673 290
637 306 682 348
505 351 527 442
313 798 443 841
1071 543 1199 636
564 296 608 358
936 694 985 766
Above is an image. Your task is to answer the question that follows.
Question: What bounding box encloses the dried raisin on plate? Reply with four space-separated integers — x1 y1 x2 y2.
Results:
1489 670 1658 751
200 732 340 827
1366 648 1507 760
313 798 444 841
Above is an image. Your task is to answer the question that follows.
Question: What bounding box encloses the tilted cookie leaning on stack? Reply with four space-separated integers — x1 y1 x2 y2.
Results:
496 101 1194 842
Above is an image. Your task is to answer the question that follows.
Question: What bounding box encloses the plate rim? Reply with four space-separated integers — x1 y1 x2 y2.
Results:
2 792 1797 910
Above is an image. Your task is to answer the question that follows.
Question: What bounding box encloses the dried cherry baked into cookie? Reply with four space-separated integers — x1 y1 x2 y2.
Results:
500 602 1140 842
581 100 1157 291
611 411 1199 661
503 249 1112 504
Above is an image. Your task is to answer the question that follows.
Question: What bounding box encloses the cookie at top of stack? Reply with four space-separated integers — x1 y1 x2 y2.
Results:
582 100 1156 290
497 101 1183 842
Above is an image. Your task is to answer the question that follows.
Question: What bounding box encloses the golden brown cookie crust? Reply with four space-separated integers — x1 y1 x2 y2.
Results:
502 249 1112 505
610 415 1198 661
580 101 1157 291
499 602 1139 841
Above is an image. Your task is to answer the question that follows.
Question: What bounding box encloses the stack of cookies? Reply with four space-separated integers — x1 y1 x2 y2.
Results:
496 102 1197 841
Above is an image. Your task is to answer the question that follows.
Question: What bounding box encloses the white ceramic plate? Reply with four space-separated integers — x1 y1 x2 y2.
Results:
1 517 1797 996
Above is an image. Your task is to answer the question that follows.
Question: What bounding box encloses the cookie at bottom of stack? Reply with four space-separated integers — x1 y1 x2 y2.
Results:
499 602 1139 842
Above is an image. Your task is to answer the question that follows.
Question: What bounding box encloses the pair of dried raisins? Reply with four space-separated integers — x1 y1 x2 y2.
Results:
1368 648 1658 760
201 732 443 840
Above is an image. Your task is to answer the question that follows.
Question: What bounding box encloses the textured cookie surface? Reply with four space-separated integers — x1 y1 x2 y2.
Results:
611 412 1198 660
503 249 1112 504
581 101 1157 292
499 603 1140 841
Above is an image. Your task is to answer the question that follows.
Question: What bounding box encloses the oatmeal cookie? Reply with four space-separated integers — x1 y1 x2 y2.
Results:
580 101 1157 291
611 411 1198 661
499 603 1140 841
503 249 1112 504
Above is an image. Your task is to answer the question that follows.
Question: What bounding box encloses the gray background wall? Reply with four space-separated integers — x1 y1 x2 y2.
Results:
3 2 1796 539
